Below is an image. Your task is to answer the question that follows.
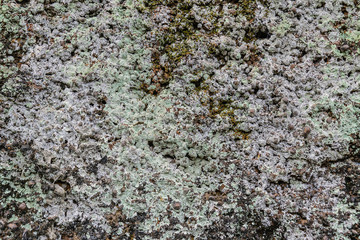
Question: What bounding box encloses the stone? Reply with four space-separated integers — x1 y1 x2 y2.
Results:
303 126 311 137
173 202 181 210
18 203 27 211
7 223 17 230
54 184 66 197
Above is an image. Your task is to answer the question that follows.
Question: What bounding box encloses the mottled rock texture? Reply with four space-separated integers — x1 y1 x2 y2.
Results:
0 0 359 239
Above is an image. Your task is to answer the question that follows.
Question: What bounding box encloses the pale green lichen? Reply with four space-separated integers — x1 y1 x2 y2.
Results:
310 96 360 142
100 1 244 232
274 16 291 37
0 151 46 217
0 0 359 238
328 199 360 240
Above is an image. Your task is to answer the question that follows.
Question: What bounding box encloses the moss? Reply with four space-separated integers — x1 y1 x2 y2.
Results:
228 0 269 22
137 0 267 136
197 89 251 140
139 0 268 95
139 1 224 95
192 74 209 92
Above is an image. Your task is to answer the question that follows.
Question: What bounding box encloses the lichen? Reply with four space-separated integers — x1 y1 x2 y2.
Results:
1 0 360 239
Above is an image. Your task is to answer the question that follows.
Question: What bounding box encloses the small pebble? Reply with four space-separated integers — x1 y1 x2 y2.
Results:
291 110 299 117
341 45 349 51
27 180 36 187
303 126 311 137
112 190 117 198
18 202 27 211
289 148 296 155
173 202 181 210
47 215 58 221
7 223 17 230
54 184 66 196
282 97 289 103
0 220 5 230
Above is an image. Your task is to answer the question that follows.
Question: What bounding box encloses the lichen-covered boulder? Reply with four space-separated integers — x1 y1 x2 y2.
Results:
1 0 359 239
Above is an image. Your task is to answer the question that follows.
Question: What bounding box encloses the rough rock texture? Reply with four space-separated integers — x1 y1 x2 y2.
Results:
0 0 359 239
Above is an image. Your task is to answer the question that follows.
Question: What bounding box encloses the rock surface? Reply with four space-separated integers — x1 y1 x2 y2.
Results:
0 0 359 239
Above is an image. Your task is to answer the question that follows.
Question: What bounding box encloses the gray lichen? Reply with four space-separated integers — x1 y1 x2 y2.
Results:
0 0 359 239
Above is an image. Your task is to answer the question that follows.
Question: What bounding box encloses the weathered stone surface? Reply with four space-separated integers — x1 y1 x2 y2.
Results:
0 0 359 239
